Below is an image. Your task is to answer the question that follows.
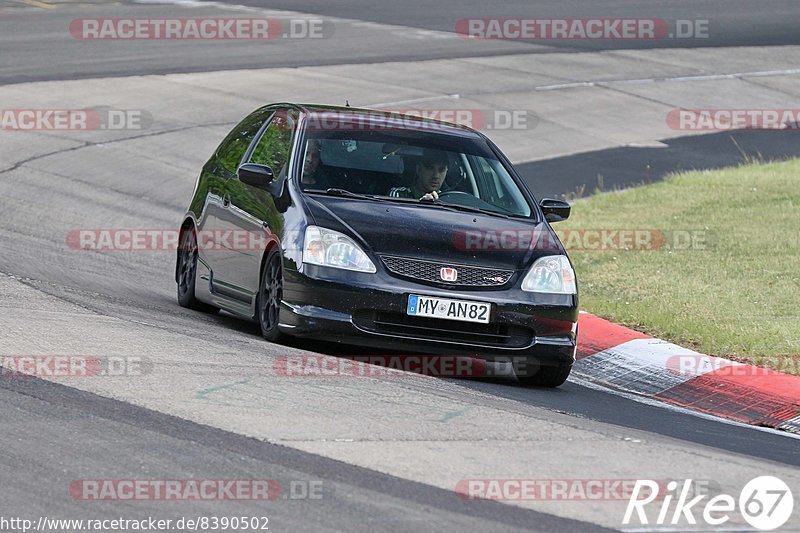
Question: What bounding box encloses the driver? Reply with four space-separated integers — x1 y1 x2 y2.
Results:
389 149 448 201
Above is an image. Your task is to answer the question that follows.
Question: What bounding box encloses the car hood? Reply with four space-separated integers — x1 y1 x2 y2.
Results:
304 195 564 271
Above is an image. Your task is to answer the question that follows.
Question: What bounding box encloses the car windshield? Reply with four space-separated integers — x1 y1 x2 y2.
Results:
298 116 533 217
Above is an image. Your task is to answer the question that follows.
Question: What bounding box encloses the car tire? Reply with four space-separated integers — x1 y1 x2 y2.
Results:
257 249 285 343
177 227 220 314
515 361 572 388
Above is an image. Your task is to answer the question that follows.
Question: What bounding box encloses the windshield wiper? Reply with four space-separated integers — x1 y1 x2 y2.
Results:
306 189 435 206
378 195 513 218
304 188 381 201
308 190 432 206
432 202 511 219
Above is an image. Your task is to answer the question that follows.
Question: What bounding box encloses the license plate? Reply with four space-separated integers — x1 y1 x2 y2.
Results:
406 295 491 324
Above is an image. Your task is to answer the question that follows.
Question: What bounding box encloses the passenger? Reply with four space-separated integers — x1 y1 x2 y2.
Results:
389 149 448 200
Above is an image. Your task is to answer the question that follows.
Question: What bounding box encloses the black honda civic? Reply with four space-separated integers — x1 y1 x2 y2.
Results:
176 103 578 387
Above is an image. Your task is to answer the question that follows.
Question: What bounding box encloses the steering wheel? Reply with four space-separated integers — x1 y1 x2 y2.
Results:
436 190 473 200
436 190 516 215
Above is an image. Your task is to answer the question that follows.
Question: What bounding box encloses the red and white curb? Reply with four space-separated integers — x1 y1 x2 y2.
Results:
574 312 800 434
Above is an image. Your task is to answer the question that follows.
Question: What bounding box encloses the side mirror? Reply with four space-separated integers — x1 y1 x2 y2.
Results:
539 198 571 223
238 163 274 189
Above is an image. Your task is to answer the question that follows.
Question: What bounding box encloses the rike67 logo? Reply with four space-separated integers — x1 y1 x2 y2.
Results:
624 476 794 530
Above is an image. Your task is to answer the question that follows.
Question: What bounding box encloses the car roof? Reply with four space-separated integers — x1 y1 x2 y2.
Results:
276 102 485 139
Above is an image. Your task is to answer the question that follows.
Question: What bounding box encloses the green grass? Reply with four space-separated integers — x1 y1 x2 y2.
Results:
557 158 800 373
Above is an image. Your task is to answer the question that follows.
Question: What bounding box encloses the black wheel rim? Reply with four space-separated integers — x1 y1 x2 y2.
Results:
178 230 197 295
260 255 282 332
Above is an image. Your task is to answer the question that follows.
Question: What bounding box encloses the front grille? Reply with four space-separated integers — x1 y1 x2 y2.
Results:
352 310 534 348
380 255 514 287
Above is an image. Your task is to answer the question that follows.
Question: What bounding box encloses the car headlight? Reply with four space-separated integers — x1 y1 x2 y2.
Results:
521 255 576 294
303 226 377 273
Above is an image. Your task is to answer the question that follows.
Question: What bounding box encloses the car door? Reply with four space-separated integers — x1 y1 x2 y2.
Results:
216 108 296 312
200 107 275 307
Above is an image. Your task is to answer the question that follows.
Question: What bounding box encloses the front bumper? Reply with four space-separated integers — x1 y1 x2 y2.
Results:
279 264 578 366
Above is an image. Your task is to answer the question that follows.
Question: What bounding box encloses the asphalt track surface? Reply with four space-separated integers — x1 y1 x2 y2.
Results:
2 375 609 533
1 0 800 531
2 0 800 84
220 0 800 49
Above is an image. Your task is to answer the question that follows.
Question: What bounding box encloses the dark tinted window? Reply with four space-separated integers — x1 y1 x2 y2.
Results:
248 110 295 177
216 107 274 174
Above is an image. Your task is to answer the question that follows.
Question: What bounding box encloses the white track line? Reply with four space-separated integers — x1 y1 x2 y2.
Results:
536 68 800 91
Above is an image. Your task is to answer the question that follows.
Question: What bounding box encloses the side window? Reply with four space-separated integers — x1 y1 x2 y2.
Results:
248 110 295 177
216 108 274 174
471 155 531 216
474 157 500 203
